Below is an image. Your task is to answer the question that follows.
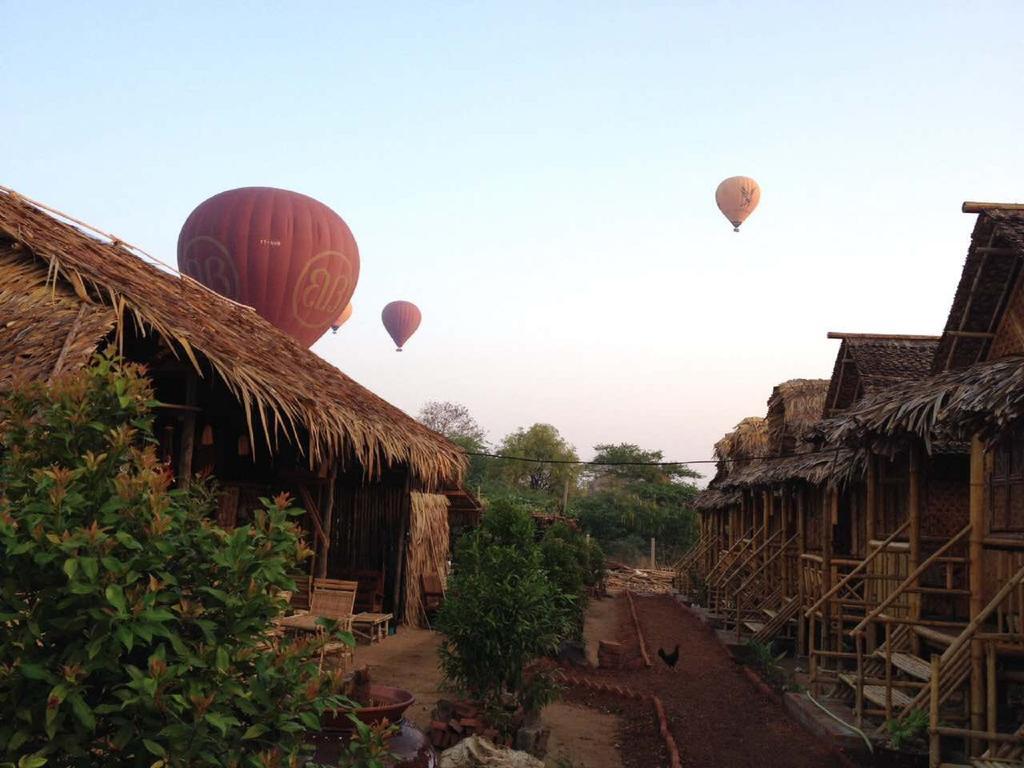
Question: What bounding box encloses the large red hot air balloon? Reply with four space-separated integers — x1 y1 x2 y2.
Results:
330 303 353 333
177 187 359 347
381 301 421 351
715 176 761 232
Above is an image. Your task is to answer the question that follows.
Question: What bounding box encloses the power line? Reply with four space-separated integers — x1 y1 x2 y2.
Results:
463 448 838 466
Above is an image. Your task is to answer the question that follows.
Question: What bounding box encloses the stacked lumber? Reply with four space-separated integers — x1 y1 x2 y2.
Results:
605 562 675 594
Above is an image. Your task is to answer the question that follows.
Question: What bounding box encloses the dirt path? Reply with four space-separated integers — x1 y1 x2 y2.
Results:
352 626 622 768
603 593 842 768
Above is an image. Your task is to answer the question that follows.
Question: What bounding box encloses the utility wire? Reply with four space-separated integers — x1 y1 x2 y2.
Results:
463 447 841 466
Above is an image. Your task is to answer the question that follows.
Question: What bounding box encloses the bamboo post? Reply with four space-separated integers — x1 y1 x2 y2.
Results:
797 485 806 655
650 537 656 570
909 444 922 655
987 641 997 756
317 466 337 579
176 373 197 489
855 631 864 727
823 487 835 648
763 490 771 567
930 654 941 768
885 620 893 720
866 454 878 652
970 435 985 753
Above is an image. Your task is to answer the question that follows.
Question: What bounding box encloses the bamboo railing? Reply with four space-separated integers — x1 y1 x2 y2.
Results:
928 562 1024 767
735 532 799 642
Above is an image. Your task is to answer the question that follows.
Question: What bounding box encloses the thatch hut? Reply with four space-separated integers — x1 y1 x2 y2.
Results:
0 187 465 627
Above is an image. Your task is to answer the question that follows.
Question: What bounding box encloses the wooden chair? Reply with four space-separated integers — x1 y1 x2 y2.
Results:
275 580 357 671
421 573 445 615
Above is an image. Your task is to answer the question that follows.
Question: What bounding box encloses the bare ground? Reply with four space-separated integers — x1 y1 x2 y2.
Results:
352 625 622 768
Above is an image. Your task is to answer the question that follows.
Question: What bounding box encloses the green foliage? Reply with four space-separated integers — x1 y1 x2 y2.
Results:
886 709 929 750
570 444 700 565
437 500 571 720
0 353 353 767
741 640 787 689
337 716 399 768
491 424 579 496
417 401 489 489
538 523 604 638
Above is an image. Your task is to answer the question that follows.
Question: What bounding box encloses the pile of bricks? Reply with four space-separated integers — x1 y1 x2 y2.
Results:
427 699 510 750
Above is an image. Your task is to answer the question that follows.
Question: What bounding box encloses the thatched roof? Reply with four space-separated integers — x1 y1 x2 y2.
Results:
711 416 768 482
823 333 940 417
0 187 464 488
692 487 741 511
717 448 862 489
766 379 829 455
932 209 1024 373
827 355 1024 452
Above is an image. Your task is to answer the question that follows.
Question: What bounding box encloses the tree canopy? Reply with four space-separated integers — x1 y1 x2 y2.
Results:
492 423 580 495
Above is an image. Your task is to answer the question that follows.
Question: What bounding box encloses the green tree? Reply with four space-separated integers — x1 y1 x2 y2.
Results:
437 500 570 725
570 443 700 564
417 400 488 489
492 424 579 497
0 354 352 767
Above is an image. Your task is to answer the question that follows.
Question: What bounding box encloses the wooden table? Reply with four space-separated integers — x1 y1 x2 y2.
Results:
352 612 392 644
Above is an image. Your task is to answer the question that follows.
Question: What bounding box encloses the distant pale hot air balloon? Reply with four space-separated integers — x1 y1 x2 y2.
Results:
177 187 359 347
330 303 353 333
381 301 421 351
715 176 761 232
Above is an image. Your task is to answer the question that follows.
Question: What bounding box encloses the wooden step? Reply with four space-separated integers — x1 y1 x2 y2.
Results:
914 625 963 647
744 620 765 633
838 674 914 709
762 608 778 619
873 651 931 681
970 759 1024 768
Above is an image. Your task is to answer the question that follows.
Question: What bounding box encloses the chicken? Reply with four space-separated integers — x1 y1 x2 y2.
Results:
657 644 680 669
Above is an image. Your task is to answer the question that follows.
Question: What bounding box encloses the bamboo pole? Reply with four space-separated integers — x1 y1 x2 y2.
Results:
909 444 922 644
176 372 197 489
317 467 337 579
797 485 807 655
930 654 941 768
824 487 836 651
867 454 878 652
987 641 997 756
970 434 986 754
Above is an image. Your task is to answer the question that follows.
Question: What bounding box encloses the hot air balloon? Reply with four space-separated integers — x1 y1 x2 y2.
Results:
715 176 761 232
381 301 421 351
177 187 359 347
330 303 353 333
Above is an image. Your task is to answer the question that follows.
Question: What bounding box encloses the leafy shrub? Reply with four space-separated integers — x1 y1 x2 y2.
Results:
437 500 571 722
886 709 928 750
0 353 352 766
538 523 605 637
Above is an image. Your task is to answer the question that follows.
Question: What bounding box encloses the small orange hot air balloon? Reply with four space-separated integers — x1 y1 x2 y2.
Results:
715 176 761 232
330 303 353 333
381 301 421 351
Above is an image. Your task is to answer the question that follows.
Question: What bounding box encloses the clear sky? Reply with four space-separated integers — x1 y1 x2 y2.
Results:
5 2 1024 477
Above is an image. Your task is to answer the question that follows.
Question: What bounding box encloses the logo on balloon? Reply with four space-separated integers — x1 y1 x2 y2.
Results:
179 236 240 301
291 250 354 328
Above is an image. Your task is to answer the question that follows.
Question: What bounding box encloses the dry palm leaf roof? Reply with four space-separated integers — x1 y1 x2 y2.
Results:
693 487 741 511
933 209 1024 373
766 379 829 455
823 334 940 417
0 187 465 488
826 356 1024 452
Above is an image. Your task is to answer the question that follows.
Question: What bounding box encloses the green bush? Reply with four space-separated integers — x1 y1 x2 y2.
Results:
538 523 605 637
437 500 571 723
0 353 352 767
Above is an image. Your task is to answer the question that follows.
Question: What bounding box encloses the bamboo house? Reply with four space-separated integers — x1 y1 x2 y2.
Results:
680 203 1024 765
0 187 466 628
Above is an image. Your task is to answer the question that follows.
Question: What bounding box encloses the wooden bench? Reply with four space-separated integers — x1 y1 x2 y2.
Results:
352 612 393 644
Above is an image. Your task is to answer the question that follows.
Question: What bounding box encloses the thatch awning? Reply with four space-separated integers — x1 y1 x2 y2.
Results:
692 488 742 511
0 187 465 488
826 356 1024 451
716 448 862 490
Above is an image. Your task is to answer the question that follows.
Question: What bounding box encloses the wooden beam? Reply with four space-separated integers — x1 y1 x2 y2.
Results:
297 485 330 549
969 435 986 753
826 332 941 341
944 331 996 339
908 444 922 640
963 202 1024 213
49 304 89 383
176 373 197 489
316 467 337 579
